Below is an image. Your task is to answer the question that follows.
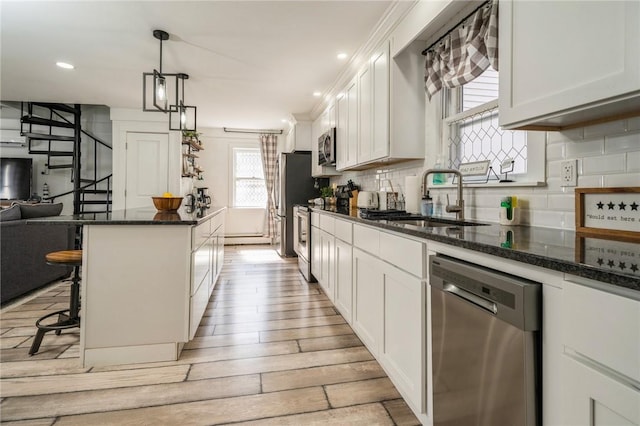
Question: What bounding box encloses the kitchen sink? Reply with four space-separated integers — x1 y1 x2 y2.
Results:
389 217 489 228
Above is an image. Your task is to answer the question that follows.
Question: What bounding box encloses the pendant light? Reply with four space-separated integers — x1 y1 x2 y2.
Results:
169 73 197 131
142 29 178 113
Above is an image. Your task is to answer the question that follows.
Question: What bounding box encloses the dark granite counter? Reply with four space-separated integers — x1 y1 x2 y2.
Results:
310 205 640 293
26 205 226 226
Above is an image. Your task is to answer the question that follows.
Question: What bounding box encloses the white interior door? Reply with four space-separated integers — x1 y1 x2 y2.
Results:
125 132 169 209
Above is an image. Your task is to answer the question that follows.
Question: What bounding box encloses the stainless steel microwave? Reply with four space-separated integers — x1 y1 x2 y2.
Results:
318 128 336 166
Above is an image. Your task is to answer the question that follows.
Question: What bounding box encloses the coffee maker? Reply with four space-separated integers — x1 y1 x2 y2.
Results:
195 187 211 208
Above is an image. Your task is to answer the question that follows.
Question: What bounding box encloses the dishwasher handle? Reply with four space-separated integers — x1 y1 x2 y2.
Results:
443 283 498 315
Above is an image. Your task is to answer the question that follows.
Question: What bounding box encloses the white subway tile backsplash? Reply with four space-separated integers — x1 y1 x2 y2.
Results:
576 175 604 188
627 116 640 132
605 132 640 153
582 154 626 175
583 120 627 138
565 138 604 158
547 127 584 143
626 151 640 172
604 173 640 187
546 142 565 161
529 209 566 229
547 193 575 211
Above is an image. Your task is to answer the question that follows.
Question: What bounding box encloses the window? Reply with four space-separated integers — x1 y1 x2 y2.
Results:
231 147 267 208
443 68 544 183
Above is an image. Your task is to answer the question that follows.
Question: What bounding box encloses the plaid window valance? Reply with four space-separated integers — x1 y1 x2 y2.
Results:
424 0 499 100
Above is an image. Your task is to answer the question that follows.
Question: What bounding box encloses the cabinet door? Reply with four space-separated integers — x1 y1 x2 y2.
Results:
311 226 322 281
320 230 335 301
336 93 348 170
357 65 372 164
334 238 353 323
352 248 384 355
371 42 390 161
125 132 170 209
380 262 424 411
346 77 359 168
190 271 209 339
562 355 640 426
499 0 640 129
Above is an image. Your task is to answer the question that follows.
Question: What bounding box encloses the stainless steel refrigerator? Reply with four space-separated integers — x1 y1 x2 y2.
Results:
274 152 324 257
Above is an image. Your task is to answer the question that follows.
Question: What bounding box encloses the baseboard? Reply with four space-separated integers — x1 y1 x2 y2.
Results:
224 236 271 245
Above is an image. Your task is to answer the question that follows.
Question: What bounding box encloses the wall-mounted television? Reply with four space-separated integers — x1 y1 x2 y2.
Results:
0 157 33 200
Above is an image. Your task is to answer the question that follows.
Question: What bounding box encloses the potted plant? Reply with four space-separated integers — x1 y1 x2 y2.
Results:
320 186 336 205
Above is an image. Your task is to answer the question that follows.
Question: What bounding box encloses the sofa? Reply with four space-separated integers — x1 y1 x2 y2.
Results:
1 203 75 305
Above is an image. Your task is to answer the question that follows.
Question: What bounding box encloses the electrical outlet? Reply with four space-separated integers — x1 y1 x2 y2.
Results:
561 159 578 187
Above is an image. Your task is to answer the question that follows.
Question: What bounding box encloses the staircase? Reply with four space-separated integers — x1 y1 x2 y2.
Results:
20 102 113 214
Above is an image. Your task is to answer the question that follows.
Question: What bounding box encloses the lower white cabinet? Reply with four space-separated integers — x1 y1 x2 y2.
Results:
352 248 384 355
334 237 353 323
560 278 640 426
562 355 640 426
311 225 321 280
380 260 424 412
319 229 335 301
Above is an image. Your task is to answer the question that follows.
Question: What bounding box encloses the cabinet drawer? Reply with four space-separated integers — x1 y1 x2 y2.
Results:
353 224 380 257
563 279 640 382
379 232 424 278
334 218 353 244
311 212 320 227
191 220 211 251
319 214 335 234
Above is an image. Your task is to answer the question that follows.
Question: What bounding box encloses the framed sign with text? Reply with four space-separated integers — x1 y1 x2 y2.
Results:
575 187 640 242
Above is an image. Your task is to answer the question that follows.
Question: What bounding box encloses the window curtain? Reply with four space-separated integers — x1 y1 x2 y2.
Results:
259 133 277 239
424 0 499 100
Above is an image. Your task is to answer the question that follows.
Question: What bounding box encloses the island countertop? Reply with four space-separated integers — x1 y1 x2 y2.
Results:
26 205 226 226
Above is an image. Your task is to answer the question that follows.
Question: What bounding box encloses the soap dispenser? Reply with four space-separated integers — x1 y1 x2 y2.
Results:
421 191 433 216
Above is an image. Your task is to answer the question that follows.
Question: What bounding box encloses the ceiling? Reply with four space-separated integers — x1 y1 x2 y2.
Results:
1 1 394 131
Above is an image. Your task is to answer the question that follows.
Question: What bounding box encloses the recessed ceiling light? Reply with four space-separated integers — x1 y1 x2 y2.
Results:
313 91 322 97
337 53 348 60
56 62 74 69
281 119 288 123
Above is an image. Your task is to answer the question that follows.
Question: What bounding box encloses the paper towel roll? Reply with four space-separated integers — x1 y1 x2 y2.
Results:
404 175 421 214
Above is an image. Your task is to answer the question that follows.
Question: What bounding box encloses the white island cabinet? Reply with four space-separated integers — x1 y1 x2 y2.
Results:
79 206 226 367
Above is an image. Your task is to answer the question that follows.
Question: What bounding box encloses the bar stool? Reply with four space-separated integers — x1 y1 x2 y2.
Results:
29 250 82 355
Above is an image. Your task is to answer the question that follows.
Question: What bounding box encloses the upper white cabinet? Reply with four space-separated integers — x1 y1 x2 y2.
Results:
337 38 425 171
499 0 640 130
283 119 312 153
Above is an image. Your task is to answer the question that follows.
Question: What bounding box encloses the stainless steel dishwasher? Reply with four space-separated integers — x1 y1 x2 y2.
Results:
430 255 541 426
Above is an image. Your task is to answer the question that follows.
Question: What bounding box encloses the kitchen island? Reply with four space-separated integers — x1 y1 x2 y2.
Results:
29 206 226 367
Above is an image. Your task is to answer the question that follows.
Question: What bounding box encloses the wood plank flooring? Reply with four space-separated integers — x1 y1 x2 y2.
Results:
0 245 420 425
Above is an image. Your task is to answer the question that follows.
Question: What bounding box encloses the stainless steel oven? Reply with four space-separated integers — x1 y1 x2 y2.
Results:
294 205 315 282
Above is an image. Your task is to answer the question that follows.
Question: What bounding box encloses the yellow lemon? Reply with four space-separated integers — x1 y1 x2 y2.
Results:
163 192 173 198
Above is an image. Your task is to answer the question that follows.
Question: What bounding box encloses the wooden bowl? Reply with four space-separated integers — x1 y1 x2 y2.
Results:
152 196 183 212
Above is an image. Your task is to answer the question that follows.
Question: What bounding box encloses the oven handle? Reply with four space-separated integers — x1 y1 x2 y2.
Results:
443 283 497 315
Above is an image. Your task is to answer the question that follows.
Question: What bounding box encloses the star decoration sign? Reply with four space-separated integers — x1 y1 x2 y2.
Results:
578 188 640 237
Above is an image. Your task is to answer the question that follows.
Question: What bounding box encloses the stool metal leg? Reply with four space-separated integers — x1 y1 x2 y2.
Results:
29 265 81 356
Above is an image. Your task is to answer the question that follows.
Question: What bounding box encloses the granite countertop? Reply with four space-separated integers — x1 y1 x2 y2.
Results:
309 205 640 293
26 205 227 226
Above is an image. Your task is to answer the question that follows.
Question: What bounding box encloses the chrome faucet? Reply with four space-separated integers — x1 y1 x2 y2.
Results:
421 168 465 221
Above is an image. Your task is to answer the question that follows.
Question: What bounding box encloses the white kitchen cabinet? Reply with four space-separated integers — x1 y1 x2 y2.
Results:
560 278 640 426
380 261 424 412
336 76 359 171
334 233 353 323
352 247 385 355
357 64 372 163
499 0 640 130
283 119 312 153
562 355 640 426
311 224 322 280
339 38 424 170
319 229 335 301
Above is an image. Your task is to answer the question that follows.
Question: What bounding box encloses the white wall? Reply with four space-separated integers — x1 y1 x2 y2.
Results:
197 128 268 239
0 102 112 215
331 113 640 230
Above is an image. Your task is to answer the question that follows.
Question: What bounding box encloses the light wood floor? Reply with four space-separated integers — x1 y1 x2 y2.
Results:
0 245 420 425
